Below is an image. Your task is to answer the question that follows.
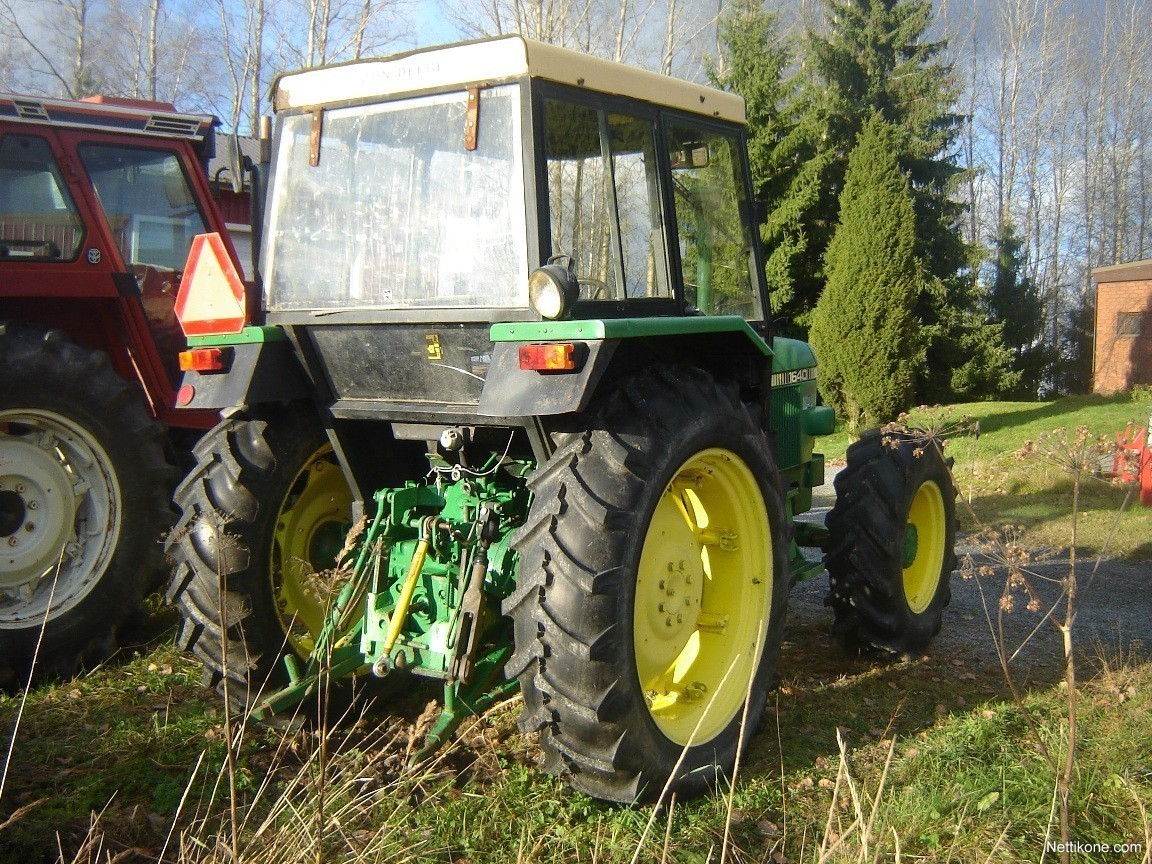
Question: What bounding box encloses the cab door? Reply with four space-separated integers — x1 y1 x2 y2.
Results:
72 138 213 399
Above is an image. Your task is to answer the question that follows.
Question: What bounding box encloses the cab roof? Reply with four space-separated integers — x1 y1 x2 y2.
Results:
273 36 745 124
0 92 215 141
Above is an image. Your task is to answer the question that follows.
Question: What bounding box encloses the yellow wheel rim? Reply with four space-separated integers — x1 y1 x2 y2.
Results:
902 480 946 614
271 445 354 656
634 448 773 746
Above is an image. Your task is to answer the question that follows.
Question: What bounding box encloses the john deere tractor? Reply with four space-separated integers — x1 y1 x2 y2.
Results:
167 37 957 803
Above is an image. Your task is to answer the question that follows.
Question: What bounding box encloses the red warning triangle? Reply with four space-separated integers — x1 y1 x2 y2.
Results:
174 233 247 336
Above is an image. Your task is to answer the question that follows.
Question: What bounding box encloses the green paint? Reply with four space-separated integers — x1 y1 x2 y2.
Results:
771 336 817 373
804 406 837 436
252 452 533 758
902 524 919 568
491 315 773 356
187 325 287 346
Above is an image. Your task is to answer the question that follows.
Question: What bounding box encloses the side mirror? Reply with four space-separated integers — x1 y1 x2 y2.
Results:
670 142 710 169
225 134 245 194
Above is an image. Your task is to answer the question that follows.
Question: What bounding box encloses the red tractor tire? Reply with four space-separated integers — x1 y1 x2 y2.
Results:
0 322 177 683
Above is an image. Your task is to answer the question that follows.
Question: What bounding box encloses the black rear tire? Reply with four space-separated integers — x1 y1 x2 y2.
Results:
505 366 789 803
166 403 354 711
824 428 957 654
0 322 175 683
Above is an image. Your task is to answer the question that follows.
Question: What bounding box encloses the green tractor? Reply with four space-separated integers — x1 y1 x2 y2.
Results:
167 37 957 804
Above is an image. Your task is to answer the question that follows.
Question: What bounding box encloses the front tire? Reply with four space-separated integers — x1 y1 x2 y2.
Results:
0 323 175 682
824 428 957 654
166 404 354 710
505 367 789 803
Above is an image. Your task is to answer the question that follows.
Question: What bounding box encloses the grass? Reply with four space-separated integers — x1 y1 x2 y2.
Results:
2 391 1151 862
868 654 1152 860
3 629 1149 862
818 392 1151 464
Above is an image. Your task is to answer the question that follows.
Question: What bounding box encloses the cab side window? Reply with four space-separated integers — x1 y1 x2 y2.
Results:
78 145 207 271
0 135 85 261
666 123 761 319
543 98 669 300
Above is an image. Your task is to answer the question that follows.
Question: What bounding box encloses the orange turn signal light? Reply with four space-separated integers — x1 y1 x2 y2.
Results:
518 343 578 372
178 346 231 373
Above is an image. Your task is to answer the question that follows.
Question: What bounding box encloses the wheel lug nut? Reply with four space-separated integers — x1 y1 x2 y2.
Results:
24 523 34 532
658 579 665 589
27 501 38 510
15 484 25 494
676 614 683 623
665 616 673 627
658 602 665 612
7 537 18 547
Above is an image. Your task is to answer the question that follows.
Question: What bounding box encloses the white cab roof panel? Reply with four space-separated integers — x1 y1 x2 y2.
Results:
274 36 745 124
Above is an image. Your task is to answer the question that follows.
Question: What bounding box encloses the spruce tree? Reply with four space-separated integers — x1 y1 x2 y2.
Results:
1056 298 1095 395
775 0 1012 398
810 115 922 430
709 0 790 194
987 222 1049 398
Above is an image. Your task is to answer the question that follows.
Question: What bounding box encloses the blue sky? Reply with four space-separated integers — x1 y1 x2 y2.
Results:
407 0 465 49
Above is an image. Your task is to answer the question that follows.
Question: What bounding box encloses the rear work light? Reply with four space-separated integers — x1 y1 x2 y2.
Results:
178 346 232 373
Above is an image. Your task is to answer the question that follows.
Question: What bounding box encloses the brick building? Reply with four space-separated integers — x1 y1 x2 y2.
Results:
1092 259 1152 393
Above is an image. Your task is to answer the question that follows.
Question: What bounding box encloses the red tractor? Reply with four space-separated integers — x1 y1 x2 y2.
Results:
0 93 249 682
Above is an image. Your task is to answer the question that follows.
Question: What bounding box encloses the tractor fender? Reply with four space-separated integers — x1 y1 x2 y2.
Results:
477 316 773 418
177 336 310 411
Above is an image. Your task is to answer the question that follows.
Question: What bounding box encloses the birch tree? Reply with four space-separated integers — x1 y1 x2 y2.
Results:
211 0 266 133
274 0 407 69
0 0 99 96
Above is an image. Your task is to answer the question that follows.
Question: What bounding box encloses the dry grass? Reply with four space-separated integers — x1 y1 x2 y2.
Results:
1 626 1148 863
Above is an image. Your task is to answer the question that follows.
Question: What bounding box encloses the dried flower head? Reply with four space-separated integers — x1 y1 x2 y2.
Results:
1015 425 1112 480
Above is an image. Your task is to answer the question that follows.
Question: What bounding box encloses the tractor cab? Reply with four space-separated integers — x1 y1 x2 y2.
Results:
178 37 826 506
262 37 761 320
181 38 780 433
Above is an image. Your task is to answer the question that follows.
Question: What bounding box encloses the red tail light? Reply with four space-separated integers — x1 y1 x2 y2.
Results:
518 343 577 371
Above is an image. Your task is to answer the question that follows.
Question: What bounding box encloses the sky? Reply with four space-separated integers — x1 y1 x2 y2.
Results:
406 0 466 49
